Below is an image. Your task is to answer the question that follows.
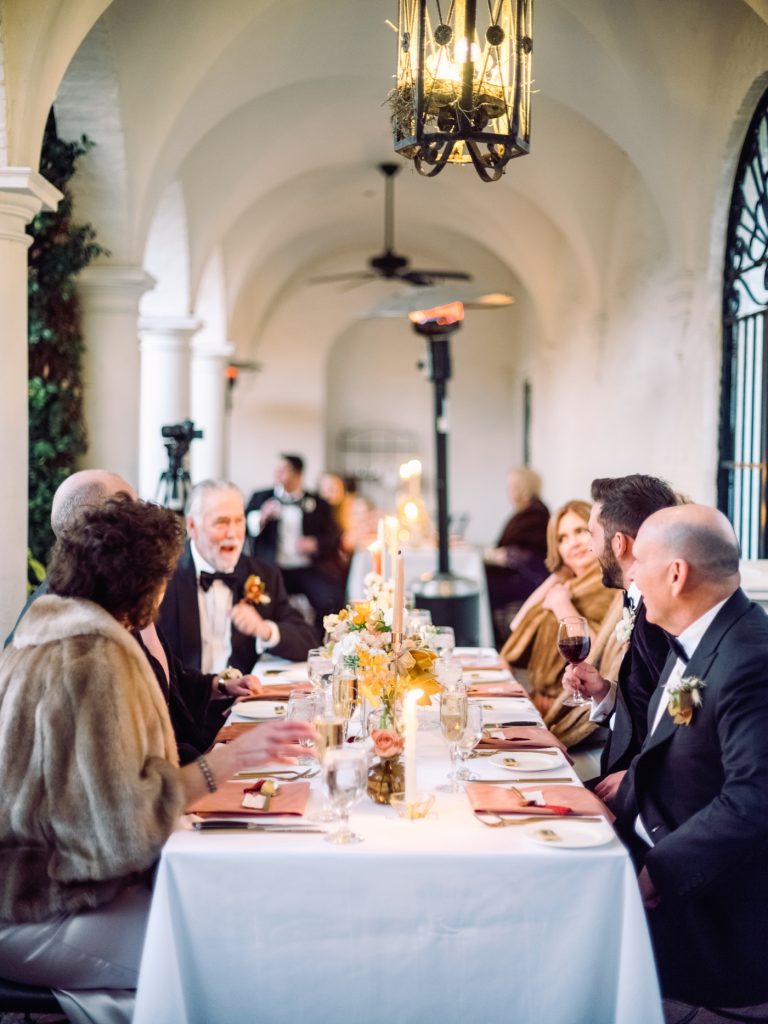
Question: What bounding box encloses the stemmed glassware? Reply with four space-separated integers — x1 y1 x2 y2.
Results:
307 647 334 704
428 625 456 660
322 746 367 845
455 700 484 781
558 615 592 707
437 687 468 792
286 691 319 762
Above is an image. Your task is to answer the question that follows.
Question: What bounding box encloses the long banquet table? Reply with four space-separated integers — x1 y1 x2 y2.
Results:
134 653 663 1024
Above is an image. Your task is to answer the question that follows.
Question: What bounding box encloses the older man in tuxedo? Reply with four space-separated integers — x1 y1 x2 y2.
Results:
246 454 343 630
563 474 677 804
159 479 316 675
614 504 768 1010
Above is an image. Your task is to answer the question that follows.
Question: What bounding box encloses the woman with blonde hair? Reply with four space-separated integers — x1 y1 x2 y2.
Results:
500 499 618 717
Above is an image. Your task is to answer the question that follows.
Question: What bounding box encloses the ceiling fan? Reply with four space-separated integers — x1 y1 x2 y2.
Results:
309 163 472 289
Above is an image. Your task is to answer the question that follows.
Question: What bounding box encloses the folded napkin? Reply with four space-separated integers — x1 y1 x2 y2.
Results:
477 725 568 753
458 658 509 672
467 681 528 698
467 783 613 822
188 781 310 817
215 721 259 744
241 682 313 701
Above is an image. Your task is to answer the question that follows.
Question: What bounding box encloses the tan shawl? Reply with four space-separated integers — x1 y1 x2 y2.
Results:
500 561 616 703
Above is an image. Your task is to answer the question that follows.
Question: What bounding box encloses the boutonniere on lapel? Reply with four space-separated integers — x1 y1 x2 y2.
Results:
243 574 271 606
301 495 316 514
614 605 636 645
667 676 706 726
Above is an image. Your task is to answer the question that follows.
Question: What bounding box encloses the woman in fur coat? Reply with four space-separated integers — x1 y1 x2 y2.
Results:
0 496 313 1024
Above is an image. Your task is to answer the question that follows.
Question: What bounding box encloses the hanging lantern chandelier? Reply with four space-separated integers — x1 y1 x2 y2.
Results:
390 0 533 183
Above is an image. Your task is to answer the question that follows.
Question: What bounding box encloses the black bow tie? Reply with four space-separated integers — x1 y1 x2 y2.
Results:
666 634 689 664
199 570 238 595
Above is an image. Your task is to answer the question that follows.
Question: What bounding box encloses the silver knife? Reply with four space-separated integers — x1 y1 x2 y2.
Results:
476 776 576 783
193 821 325 833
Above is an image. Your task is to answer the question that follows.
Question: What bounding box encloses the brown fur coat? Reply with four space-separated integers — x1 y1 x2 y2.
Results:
0 596 184 922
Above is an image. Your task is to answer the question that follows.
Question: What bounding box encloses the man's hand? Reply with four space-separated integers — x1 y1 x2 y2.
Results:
260 498 282 525
562 661 610 702
296 536 318 555
484 546 507 567
594 770 626 807
231 601 274 642
638 866 660 909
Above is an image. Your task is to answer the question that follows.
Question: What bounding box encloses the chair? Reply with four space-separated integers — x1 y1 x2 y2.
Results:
0 974 61 1017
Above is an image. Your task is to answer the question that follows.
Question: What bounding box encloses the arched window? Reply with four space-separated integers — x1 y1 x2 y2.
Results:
719 89 768 558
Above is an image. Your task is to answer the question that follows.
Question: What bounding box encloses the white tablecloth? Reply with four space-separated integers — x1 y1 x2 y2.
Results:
135 657 662 1024
347 543 493 647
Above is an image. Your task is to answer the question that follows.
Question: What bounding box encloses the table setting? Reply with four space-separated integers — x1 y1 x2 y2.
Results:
135 567 662 1024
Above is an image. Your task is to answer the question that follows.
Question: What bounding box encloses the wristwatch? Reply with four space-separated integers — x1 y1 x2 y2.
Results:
216 666 243 695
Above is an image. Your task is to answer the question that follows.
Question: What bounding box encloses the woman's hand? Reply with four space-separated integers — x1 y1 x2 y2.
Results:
541 582 577 618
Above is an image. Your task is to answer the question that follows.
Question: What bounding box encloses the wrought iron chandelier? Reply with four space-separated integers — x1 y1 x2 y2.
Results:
391 0 533 183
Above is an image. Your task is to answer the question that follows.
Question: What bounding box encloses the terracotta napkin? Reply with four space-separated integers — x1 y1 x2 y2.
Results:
467 783 614 822
214 721 259 744
467 681 528 698
240 682 312 701
477 725 568 753
187 781 311 817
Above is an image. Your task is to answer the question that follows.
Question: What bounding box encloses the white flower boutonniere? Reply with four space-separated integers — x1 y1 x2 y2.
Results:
667 676 706 726
301 495 316 514
614 606 636 645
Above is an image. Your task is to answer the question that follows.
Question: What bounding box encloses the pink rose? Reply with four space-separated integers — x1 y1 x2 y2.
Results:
371 728 404 760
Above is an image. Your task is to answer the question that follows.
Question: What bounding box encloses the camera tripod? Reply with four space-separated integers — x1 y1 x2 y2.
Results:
156 441 192 512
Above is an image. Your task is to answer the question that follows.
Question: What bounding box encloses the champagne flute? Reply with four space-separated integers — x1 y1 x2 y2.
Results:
322 747 368 845
437 689 468 792
558 616 592 707
313 713 346 822
455 700 484 781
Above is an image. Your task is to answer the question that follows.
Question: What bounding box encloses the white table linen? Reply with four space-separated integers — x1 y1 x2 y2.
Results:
135 657 662 1024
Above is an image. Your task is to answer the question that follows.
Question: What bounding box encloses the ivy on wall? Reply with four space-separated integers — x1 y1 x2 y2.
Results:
27 111 109 567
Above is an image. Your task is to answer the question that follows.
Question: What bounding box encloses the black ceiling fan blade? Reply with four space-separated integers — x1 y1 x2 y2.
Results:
401 269 473 285
307 271 377 284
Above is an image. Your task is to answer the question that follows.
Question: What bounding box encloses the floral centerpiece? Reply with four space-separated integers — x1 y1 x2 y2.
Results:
323 572 441 729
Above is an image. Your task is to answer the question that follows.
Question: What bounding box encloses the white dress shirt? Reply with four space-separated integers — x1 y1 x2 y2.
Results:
589 583 643 724
190 543 233 674
634 596 728 846
246 487 310 570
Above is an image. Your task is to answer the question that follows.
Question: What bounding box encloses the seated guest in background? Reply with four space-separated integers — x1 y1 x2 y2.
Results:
246 454 344 629
6 469 259 765
500 499 616 725
159 480 316 679
614 504 768 1012
484 467 550 648
0 496 313 1024
561 474 677 804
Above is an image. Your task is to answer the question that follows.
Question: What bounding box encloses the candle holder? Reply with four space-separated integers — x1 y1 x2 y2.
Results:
390 792 435 820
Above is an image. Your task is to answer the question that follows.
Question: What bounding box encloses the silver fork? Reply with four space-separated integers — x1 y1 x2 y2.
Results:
475 813 604 828
235 766 318 781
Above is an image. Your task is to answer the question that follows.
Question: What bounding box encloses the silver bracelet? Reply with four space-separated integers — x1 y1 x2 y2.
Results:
196 755 217 794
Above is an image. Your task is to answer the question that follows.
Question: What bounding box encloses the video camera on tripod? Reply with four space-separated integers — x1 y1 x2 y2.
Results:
156 419 203 512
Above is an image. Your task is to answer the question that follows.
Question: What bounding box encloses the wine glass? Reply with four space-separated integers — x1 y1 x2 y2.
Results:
455 700 484 781
308 648 334 703
438 688 468 792
558 616 591 707
428 625 456 660
408 608 432 637
322 746 368 845
286 691 319 762
436 657 464 689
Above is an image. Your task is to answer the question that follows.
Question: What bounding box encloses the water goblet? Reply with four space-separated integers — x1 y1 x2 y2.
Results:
322 746 368 845
558 616 592 707
408 608 432 637
455 700 484 781
437 688 468 792
436 657 464 689
428 626 456 660
286 691 319 763
307 647 334 705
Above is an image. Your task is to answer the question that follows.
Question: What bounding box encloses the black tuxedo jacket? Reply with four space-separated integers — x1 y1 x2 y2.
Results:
616 589 768 1005
158 545 316 674
601 601 669 776
246 488 340 568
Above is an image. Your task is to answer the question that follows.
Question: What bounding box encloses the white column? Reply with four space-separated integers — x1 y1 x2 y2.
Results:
190 342 234 483
77 265 155 486
138 315 200 500
0 168 62 636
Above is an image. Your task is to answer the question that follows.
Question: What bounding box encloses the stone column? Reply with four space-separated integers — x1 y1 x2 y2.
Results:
190 342 234 483
77 265 156 487
137 315 201 500
0 168 62 636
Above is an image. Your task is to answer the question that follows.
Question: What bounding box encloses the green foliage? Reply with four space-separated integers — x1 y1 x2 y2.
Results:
27 112 109 564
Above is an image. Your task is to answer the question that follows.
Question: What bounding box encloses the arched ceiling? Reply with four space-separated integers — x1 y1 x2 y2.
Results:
21 0 768 361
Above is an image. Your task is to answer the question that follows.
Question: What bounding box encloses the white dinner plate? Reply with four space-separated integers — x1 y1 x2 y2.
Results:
464 669 513 684
522 821 614 848
233 701 288 720
487 750 566 772
478 698 539 724
262 666 309 684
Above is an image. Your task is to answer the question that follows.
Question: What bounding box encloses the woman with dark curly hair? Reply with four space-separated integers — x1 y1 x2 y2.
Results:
0 496 314 1024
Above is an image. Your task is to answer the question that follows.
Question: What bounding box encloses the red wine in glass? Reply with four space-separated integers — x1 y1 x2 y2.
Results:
557 616 590 706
